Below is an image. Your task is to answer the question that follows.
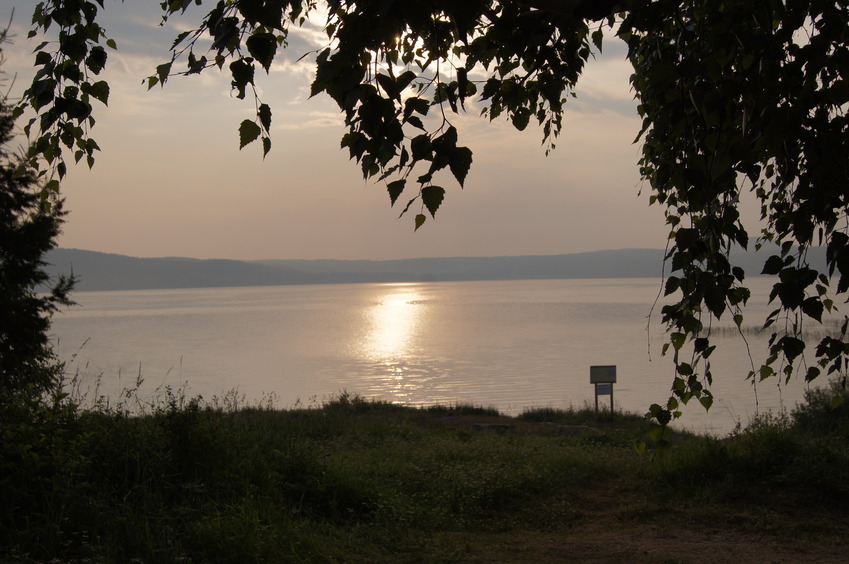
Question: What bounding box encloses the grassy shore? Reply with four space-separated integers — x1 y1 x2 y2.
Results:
2 384 848 563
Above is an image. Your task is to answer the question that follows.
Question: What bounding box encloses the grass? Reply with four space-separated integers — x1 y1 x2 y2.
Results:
2 384 848 563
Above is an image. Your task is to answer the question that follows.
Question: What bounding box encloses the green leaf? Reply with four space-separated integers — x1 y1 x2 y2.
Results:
449 147 473 187
387 179 405 206
410 135 431 160
801 297 824 322
258 103 272 132
405 115 425 130
246 32 277 73
674 228 699 251
35 51 52 66
805 366 820 382
44 179 60 194
414 213 426 231
393 193 417 218
404 97 429 118
156 62 172 86
664 276 680 296
395 70 416 93
676 363 693 376
761 255 785 275
421 185 445 218
186 51 207 74
85 46 107 74
511 107 531 131
238 120 261 149
375 73 398 99
591 28 604 52
779 336 805 362
648 404 672 426
229 59 255 100
81 80 109 106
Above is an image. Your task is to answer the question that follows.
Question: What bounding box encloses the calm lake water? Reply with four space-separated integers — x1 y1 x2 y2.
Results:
51 277 823 434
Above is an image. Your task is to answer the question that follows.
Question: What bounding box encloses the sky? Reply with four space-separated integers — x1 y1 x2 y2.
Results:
2 1 674 261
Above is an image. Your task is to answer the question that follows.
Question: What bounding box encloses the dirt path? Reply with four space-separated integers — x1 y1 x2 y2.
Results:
433 487 849 563
441 526 847 563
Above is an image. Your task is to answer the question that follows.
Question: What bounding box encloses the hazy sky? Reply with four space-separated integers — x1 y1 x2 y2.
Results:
3 1 675 261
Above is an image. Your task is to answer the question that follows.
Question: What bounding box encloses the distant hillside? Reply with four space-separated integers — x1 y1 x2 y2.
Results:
43 250 314 291
42 247 827 292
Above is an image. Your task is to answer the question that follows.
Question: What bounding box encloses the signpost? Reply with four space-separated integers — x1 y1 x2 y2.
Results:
590 365 616 419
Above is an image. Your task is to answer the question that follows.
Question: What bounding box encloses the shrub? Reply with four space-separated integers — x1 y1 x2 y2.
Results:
792 377 849 437
0 31 77 556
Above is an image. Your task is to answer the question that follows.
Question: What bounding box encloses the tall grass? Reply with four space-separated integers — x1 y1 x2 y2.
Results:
651 378 849 508
2 378 847 562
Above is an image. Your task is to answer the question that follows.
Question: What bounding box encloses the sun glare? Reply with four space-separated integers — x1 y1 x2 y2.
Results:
363 284 423 361
351 283 432 403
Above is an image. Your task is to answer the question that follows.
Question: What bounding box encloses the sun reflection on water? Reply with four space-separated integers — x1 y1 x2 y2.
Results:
358 284 430 403
363 284 424 359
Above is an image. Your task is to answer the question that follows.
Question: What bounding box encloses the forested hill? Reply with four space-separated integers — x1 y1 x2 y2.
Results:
43 247 826 292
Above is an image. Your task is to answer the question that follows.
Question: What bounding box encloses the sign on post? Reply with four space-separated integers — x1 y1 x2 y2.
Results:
595 383 613 395
590 365 616 419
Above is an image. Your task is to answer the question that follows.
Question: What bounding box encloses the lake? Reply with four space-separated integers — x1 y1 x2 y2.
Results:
50 277 822 435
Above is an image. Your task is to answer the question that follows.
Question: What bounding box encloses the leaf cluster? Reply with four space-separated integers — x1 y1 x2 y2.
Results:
148 0 311 157
622 0 849 426
309 0 597 228
16 0 115 188
21 1 601 229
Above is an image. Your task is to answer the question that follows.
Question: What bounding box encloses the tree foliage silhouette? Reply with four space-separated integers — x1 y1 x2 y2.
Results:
0 27 73 420
16 0 849 427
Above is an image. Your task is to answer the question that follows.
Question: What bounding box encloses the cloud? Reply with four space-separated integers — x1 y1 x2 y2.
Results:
275 109 343 130
2 1 667 261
